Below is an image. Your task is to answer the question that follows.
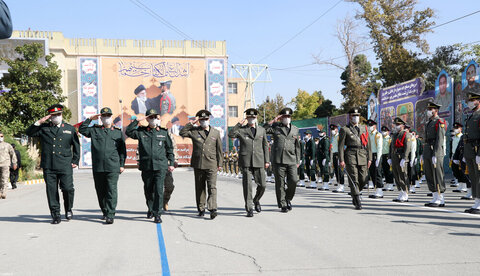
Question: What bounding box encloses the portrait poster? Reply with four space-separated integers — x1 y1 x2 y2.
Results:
367 92 378 122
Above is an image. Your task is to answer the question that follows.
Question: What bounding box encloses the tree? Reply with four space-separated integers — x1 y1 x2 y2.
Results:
289 89 324 120
355 0 434 86
423 44 463 90
257 94 286 124
0 43 70 135
314 99 337 118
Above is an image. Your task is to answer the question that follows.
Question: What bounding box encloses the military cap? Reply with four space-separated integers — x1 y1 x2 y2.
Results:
244 108 258 117
381 125 389 132
196 109 212 119
453 122 463 128
393 117 406 125
314 137 319 141
366 119 376 126
134 84 146 95
348 108 361 115
426 101 441 109
100 107 113 115
468 91 480 100
329 124 338 130
145 108 159 117
279 107 293 116
47 104 64 114
405 124 411 129
305 130 312 135
10 143 15 148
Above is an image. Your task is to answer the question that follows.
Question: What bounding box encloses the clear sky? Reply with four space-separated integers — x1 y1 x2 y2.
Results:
7 0 480 109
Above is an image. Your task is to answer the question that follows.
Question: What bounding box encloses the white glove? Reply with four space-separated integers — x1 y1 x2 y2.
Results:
375 159 380 167
400 159 406 168
322 159 326 166
476 156 480 165
432 156 437 165
310 159 314 166
453 160 460 165
413 158 417 165
387 159 392 166
410 160 414 167
420 156 423 163
462 157 466 163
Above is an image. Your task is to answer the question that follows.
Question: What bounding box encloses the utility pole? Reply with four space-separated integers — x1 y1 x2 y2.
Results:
231 63 271 112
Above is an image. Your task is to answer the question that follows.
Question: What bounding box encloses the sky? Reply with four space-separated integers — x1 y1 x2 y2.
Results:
7 0 480 109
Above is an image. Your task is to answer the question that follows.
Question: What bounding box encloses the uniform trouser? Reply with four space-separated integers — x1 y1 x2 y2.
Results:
234 161 238 174
193 168 217 212
228 161 234 174
93 172 119 218
141 168 167 217
368 153 384 188
164 170 175 205
424 153 445 193
391 154 409 191
305 157 316 181
332 153 344 184
43 169 75 218
407 162 417 186
381 154 394 184
466 158 480 198
0 166 9 194
266 164 273 177
273 164 298 208
297 162 305 180
223 162 228 173
9 168 19 186
318 158 330 182
452 162 469 183
242 167 266 211
345 163 368 196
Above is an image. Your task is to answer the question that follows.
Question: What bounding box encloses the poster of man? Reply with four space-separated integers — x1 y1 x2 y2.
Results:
434 70 453 114
368 93 378 121
380 106 394 131
396 103 414 128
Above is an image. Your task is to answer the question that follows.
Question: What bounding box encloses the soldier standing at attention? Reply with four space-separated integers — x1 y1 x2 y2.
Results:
126 108 175 223
26 104 80 224
228 108 269 217
79 107 126 224
297 134 306 187
0 133 17 198
223 151 229 176
423 102 447 208
338 108 372 210
381 126 395 191
265 107 300 213
180 109 223 219
304 130 317 188
317 130 331 191
330 124 345 193
366 119 384 198
388 118 412 202
463 91 480 214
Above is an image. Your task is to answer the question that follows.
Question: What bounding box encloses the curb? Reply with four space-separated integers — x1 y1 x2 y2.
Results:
22 179 45 185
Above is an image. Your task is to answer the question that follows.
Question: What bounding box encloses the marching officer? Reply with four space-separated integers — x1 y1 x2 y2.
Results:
180 109 223 219
78 107 126 224
338 108 372 210
126 108 175 223
228 108 269 217
304 130 317 188
297 134 306 187
265 107 300 213
423 102 447 207
317 130 330 190
381 126 395 191
464 91 480 214
388 118 412 202
163 131 179 211
330 124 345 193
366 119 384 198
26 104 80 224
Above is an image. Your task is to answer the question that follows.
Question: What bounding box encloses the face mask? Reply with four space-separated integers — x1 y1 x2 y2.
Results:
320 133 325 137
351 116 360 124
426 110 434 118
101 116 112 126
305 135 311 141
468 101 477 110
395 125 402 132
454 128 460 134
382 131 388 136
331 130 337 135
0 137 3 142
368 126 375 132
147 117 156 127
51 115 62 125
247 118 257 125
200 120 210 128
282 117 291 125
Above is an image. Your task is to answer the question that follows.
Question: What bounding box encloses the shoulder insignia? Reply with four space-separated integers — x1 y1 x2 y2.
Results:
113 126 121 130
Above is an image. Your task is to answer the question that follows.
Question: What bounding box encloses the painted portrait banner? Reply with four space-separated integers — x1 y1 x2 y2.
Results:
367 92 378 122
455 60 480 124
328 114 348 135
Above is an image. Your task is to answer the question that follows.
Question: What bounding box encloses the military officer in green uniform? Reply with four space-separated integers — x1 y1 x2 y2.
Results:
423 102 447 207
297 134 306 187
304 130 317 188
163 131 179 211
317 130 330 190
463 91 480 214
180 109 223 219
388 118 412 202
78 107 126 224
229 108 269 217
126 108 175 223
338 108 372 210
26 104 80 224
265 107 301 213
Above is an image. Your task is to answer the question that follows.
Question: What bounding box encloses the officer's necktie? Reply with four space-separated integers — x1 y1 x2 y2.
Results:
251 127 256 137
204 129 209 137
355 126 360 136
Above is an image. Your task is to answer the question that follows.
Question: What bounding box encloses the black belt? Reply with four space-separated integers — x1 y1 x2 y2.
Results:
346 146 363 149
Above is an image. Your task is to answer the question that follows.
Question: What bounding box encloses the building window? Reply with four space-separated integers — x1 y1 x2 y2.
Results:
228 106 238 117
228 82 238 94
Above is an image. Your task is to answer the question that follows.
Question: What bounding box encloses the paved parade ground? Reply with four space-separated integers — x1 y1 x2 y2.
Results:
1 168 480 275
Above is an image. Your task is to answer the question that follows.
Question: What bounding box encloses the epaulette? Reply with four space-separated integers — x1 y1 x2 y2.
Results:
113 126 121 130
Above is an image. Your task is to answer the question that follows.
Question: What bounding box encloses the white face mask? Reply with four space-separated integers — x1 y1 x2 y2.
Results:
351 116 360 124
282 117 291 125
51 115 62 125
247 118 257 125
305 135 311 141
395 125 402 132
468 101 477 110
368 126 375 132
426 110 434 118
331 130 337 135
147 117 160 127
382 131 388 136
200 120 210 128
101 116 112 126
454 128 460 134
0 137 3 142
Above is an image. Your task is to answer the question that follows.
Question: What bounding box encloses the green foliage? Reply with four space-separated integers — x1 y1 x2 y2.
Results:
314 99 337 118
290 90 321 120
0 43 70 135
4 137 36 181
257 94 286 124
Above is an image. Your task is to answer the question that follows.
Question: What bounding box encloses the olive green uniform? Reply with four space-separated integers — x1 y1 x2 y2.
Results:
26 122 80 219
423 116 446 193
229 123 269 211
126 121 174 217
317 136 330 182
338 123 372 195
298 139 305 181
78 119 126 219
390 129 412 191
179 123 223 212
305 138 316 181
223 152 229 174
464 109 480 198
264 122 300 208
163 131 178 208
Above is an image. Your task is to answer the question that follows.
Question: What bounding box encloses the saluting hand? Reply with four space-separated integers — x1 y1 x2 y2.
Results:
38 114 51 124
90 113 101 120
240 118 247 125
265 162 270 169
136 115 146 122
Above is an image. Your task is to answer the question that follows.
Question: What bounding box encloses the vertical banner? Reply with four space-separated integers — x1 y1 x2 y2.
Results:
206 58 228 150
367 92 378 122
78 57 100 168
459 60 480 124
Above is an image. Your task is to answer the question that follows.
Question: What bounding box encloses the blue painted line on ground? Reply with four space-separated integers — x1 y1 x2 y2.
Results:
156 224 171 276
